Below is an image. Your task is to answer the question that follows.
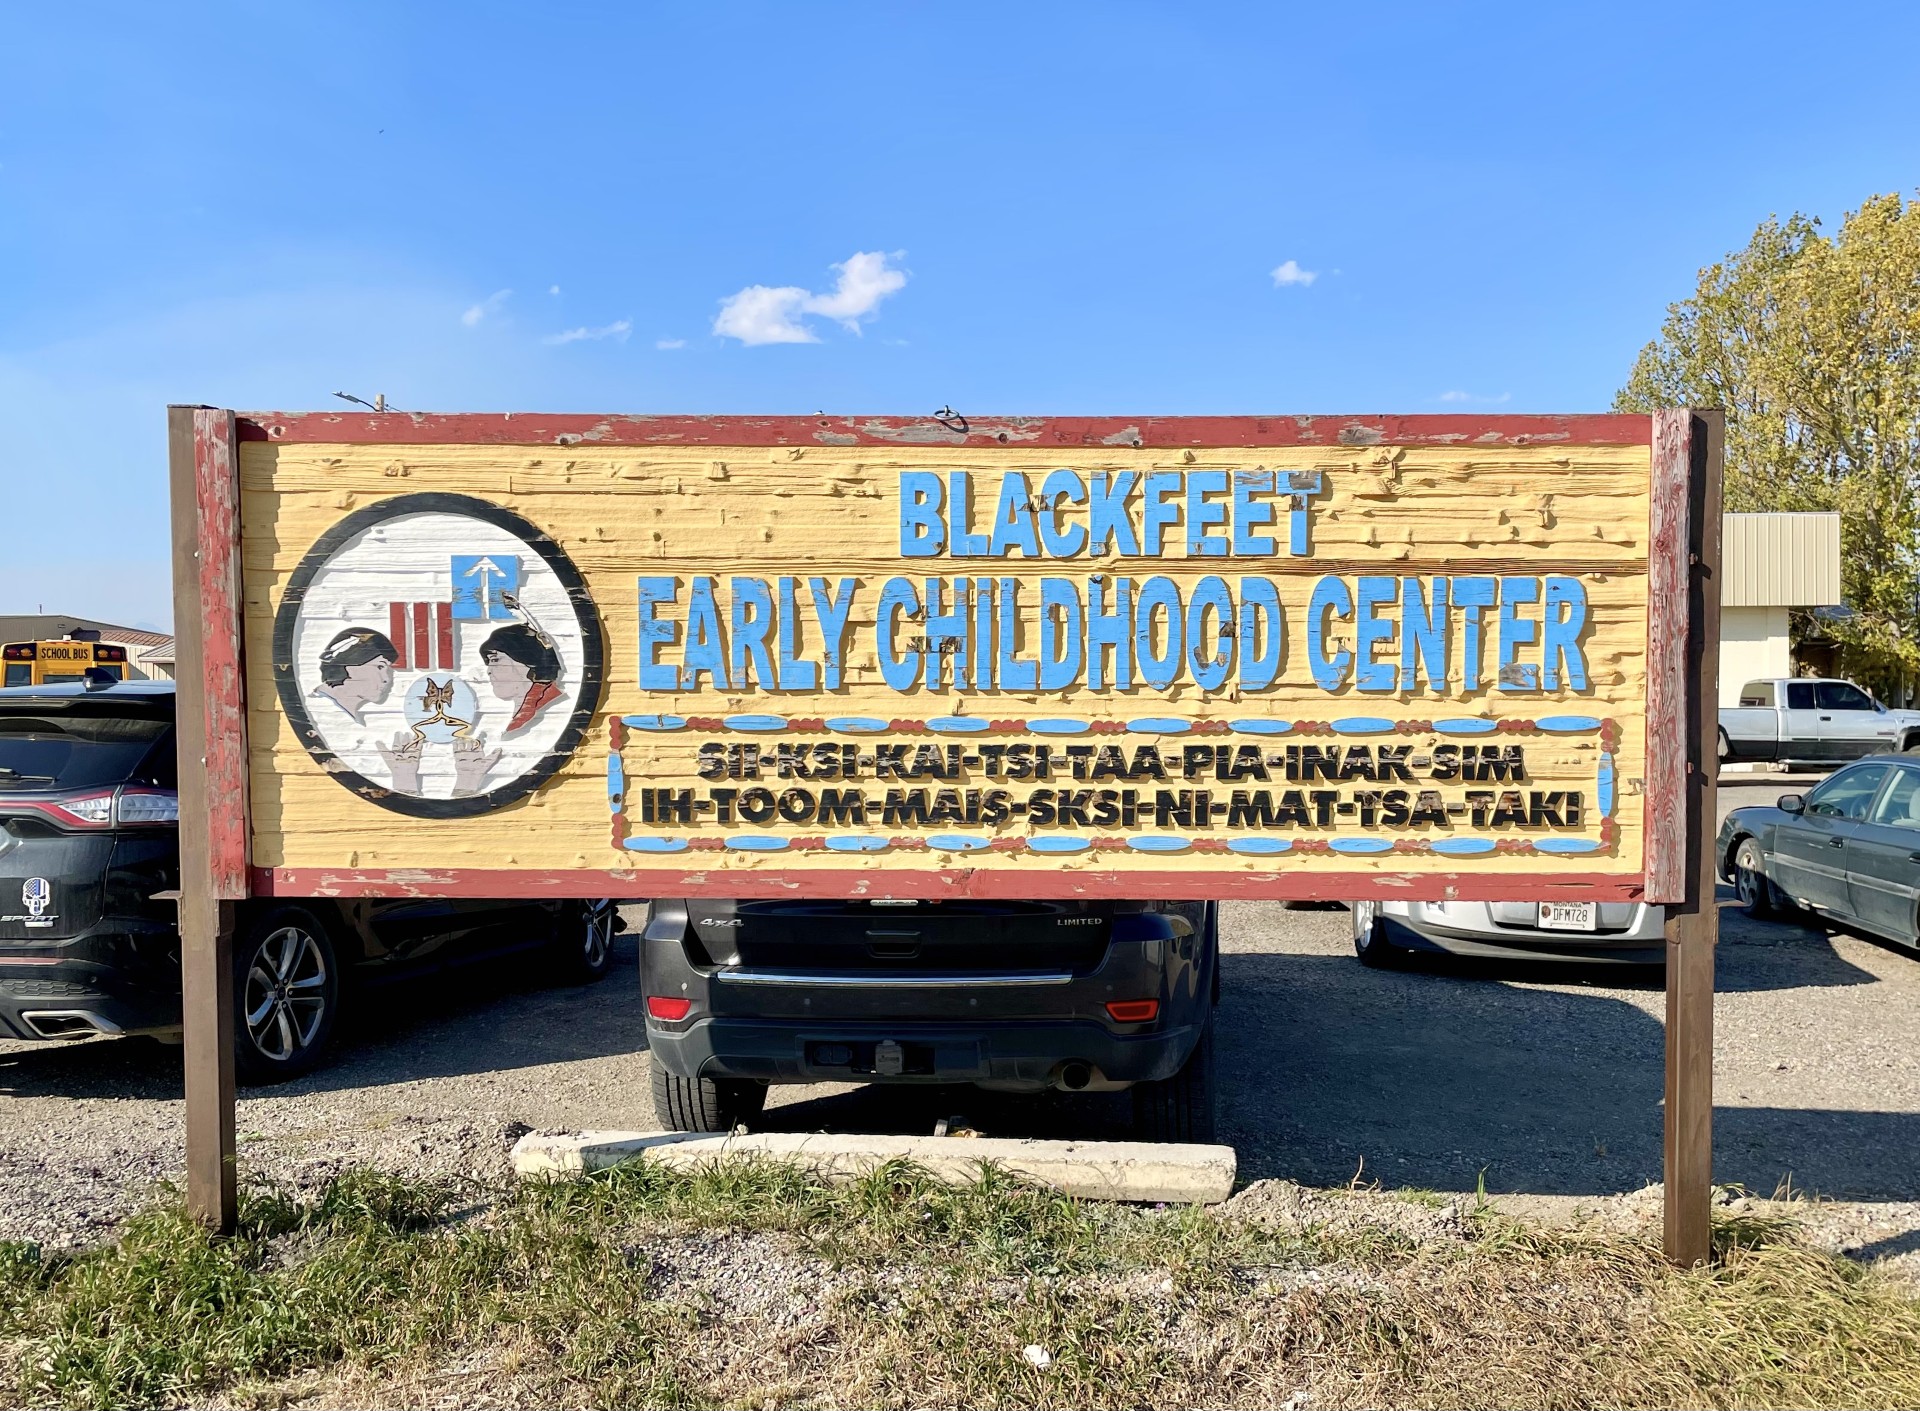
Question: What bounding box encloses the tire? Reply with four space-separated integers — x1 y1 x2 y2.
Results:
549 899 617 984
650 1064 768 1133
1903 734 1920 756
1352 900 1406 969
1731 837 1780 919
1132 1016 1216 1144
234 904 339 1085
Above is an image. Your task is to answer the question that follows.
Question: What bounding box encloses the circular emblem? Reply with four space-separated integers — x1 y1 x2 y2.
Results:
273 493 605 818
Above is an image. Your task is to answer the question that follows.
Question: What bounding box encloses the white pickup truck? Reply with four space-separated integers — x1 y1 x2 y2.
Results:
1719 677 1920 764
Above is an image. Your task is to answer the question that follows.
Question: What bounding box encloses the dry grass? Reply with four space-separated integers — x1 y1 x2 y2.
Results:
1 1162 1917 1409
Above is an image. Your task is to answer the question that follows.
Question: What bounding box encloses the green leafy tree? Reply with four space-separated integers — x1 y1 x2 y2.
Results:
1615 194 1920 695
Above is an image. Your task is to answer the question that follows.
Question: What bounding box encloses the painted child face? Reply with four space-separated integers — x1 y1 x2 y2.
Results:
484 650 533 703
341 657 394 707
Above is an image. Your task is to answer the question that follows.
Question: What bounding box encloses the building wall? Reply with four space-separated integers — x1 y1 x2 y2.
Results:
1719 605 1791 705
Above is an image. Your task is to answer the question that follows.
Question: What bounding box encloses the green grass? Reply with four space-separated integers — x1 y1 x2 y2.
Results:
1 1162 1917 1409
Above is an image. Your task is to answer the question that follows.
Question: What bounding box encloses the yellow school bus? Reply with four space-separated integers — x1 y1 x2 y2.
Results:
1 639 129 687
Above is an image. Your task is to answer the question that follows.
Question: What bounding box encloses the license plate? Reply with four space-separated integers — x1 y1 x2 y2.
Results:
1537 901 1597 932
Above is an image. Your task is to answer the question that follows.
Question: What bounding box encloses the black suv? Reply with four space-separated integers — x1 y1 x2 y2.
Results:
0 680 616 1081
640 897 1219 1140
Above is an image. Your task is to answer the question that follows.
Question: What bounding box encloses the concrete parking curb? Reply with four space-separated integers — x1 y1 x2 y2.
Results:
511 1129 1238 1204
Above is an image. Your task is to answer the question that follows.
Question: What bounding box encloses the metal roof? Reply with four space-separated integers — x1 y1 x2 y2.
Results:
1722 512 1842 608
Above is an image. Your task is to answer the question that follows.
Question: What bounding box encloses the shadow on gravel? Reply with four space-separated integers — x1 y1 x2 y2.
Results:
0 936 649 1102
1221 926 1920 1202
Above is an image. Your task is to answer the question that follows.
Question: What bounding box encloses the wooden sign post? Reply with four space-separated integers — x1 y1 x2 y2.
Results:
169 408 1722 1262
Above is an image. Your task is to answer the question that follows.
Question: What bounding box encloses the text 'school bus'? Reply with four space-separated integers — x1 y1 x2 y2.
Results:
1 639 128 687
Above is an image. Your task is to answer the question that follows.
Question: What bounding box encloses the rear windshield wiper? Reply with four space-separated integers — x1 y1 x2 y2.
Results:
0 767 56 783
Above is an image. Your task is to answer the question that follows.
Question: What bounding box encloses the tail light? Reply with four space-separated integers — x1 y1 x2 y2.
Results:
647 995 692 1021
1105 999 1159 1023
0 787 179 830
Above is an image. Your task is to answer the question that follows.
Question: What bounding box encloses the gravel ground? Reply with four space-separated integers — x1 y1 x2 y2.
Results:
3 779 1918 1276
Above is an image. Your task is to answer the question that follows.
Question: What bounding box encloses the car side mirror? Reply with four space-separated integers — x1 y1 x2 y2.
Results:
1778 793 1806 814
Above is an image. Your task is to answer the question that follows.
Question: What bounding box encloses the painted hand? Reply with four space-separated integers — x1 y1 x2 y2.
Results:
451 733 502 795
376 731 423 795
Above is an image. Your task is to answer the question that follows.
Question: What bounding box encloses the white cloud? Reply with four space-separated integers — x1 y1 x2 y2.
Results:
461 288 512 326
1270 260 1318 288
548 284 561 296
542 319 632 346
713 250 908 345
713 285 818 345
1436 390 1513 404
655 337 687 350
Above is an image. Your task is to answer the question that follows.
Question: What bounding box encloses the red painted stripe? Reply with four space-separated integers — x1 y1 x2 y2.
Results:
389 602 409 670
192 411 250 900
435 601 453 669
233 412 1653 450
412 603 430 670
253 866 1646 903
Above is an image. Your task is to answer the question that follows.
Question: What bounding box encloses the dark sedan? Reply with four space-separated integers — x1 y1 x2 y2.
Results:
1717 756 1920 946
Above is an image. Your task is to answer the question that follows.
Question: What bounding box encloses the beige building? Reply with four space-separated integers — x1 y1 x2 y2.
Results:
1718 512 1843 705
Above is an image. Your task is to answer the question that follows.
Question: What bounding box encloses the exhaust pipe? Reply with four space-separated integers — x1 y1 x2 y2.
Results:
1058 1061 1092 1091
20 1010 120 1040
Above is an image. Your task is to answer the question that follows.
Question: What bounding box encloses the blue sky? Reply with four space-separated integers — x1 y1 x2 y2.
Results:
3 1 1917 630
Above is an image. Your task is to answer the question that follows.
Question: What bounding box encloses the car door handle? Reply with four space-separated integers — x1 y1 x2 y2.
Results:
1829 838 1846 848
1909 852 1920 863
1819 715 1833 722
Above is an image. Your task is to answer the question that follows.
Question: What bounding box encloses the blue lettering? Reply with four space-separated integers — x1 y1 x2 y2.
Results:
1186 575 1234 691
1231 469 1277 556
1308 576 1352 690
1238 577 1283 690
1452 576 1498 691
1038 577 1083 690
877 577 921 690
808 576 857 690
1038 469 1088 557
1497 576 1541 691
899 471 945 558
1542 575 1589 691
1087 471 1141 556
1353 576 1398 692
1184 470 1230 558
728 577 776 688
1401 576 1449 692
636 576 679 691
988 472 1041 558
683 576 728 689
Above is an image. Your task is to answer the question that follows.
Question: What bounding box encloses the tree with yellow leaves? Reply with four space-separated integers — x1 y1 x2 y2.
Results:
1616 194 1920 696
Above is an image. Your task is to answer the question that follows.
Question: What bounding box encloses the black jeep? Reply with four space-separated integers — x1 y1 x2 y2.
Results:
640 896 1219 1140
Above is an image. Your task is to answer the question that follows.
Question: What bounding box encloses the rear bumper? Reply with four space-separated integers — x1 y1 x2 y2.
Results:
640 906 1212 1091
0 929 182 1040
1379 901 1666 965
648 1014 1198 1090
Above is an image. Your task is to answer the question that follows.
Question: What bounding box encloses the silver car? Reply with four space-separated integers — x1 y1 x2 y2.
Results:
1350 898 1666 967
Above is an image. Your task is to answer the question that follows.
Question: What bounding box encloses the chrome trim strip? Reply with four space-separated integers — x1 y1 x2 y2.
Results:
715 969 1074 988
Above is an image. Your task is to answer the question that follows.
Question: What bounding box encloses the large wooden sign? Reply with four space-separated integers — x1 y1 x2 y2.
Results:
187 411 1696 903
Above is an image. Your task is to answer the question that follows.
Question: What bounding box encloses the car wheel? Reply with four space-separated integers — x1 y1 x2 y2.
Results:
1352 900 1406 969
650 1064 768 1133
1732 838 1779 919
1132 1015 1216 1144
234 905 339 1085
550 899 617 984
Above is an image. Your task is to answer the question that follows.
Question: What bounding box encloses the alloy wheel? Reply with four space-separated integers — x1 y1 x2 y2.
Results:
243 925 329 1061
